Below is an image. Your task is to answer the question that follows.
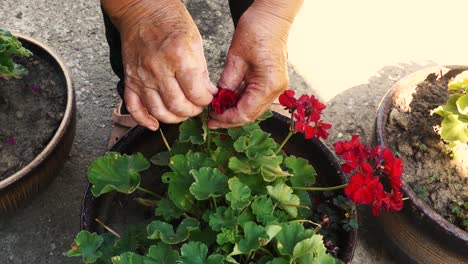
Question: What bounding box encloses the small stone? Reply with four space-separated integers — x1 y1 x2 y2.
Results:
15 12 23 19
16 111 24 119
389 108 409 130
51 243 56 250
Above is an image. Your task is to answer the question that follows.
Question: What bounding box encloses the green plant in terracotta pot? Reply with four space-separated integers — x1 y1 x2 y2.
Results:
68 90 403 264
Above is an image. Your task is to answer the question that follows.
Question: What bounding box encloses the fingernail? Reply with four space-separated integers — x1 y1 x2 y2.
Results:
149 126 158 131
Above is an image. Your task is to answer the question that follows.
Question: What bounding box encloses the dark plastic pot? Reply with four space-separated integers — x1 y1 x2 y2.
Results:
374 66 468 263
0 33 76 213
80 113 357 263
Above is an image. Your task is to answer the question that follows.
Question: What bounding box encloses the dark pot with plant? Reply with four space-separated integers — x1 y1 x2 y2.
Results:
0 30 75 212
70 89 404 264
374 65 468 263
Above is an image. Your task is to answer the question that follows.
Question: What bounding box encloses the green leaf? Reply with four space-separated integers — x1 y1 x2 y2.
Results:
116 224 151 254
111 252 145 264
146 243 179 264
276 223 314 256
154 198 184 222
67 231 104 264
162 152 215 210
257 110 273 121
284 156 316 187
263 225 282 245
292 235 327 263
267 183 301 217
88 152 150 197
179 241 224 264
150 151 170 166
226 177 251 210
448 70 468 92
440 113 468 144
189 228 217 247
251 196 276 224
266 258 289 264
0 29 32 80
258 155 291 182
238 221 269 253
209 206 237 231
233 129 277 159
456 94 468 115
189 167 228 200
179 118 205 144
147 218 199 244
217 227 240 245
228 156 255 174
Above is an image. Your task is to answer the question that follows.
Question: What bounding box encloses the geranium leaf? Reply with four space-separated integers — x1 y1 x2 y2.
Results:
146 243 179 264
116 224 151 253
228 157 254 174
284 156 316 186
267 183 301 217
448 70 468 92
276 223 314 256
111 252 145 264
440 113 468 144
67 231 103 264
258 155 291 182
179 241 224 264
154 198 184 222
266 258 289 264
257 110 273 121
292 235 327 263
162 153 215 210
217 227 240 245
263 225 282 245
88 152 150 197
226 177 251 210
233 129 277 159
238 221 269 253
179 118 205 145
147 218 200 244
189 167 228 200
209 206 237 231
456 94 468 115
150 151 170 166
251 196 276 225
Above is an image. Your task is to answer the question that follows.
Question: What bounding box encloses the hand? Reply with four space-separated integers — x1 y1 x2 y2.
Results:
104 0 217 130
208 0 302 129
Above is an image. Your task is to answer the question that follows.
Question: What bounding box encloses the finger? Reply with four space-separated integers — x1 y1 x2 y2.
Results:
218 53 249 91
124 88 159 131
176 66 217 107
140 88 188 124
155 75 204 118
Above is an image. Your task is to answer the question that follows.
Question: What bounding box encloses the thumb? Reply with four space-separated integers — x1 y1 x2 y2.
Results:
218 53 249 92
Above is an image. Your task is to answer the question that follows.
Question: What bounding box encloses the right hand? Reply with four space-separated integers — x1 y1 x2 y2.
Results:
104 0 217 130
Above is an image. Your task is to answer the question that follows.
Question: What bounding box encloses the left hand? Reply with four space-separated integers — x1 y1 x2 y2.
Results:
208 2 300 128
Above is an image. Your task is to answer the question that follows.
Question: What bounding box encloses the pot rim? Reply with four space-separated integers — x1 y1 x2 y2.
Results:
375 65 468 242
0 33 74 189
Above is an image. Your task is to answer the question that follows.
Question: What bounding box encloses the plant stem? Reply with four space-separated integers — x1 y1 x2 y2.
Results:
402 197 409 201
137 187 162 199
292 184 348 192
288 219 322 227
257 247 274 256
276 131 294 154
159 128 171 152
95 218 121 238
212 197 218 209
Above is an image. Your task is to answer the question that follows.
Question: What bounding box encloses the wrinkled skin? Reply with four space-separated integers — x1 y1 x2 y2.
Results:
103 0 302 130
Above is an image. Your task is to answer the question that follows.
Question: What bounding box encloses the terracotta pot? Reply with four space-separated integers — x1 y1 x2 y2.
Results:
80 113 358 263
0 34 76 212
374 66 468 263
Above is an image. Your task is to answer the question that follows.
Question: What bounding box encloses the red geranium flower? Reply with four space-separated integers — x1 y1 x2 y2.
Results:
211 88 240 114
278 90 297 112
381 148 404 190
344 171 383 204
333 135 369 173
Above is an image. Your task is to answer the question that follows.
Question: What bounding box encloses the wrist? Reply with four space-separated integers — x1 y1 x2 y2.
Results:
101 0 183 31
251 0 304 23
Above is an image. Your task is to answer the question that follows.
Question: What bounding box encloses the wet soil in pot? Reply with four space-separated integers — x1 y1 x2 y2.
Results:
385 70 467 231
0 54 66 180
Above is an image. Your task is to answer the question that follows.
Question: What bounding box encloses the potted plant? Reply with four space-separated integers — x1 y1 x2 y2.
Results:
0 29 76 212
374 66 468 263
69 90 403 263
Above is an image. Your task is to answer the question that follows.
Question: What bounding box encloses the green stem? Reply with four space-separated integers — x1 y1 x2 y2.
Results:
288 219 322 227
292 184 348 192
137 187 162 199
257 247 274 257
402 197 409 201
212 197 218 209
276 131 294 154
159 128 171 152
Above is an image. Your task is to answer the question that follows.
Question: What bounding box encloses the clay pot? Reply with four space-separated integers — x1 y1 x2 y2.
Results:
80 113 358 263
374 66 468 263
0 34 76 212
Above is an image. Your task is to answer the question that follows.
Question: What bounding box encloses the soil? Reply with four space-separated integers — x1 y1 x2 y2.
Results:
385 69 468 230
0 54 66 180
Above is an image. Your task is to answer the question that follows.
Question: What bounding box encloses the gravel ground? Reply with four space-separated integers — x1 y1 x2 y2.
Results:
0 1 443 263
